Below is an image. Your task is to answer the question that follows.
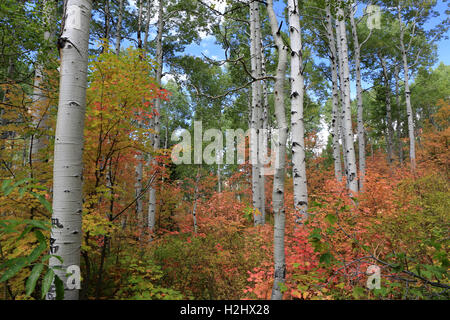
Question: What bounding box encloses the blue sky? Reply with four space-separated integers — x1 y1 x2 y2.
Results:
174 0 449 147
183 1 449 66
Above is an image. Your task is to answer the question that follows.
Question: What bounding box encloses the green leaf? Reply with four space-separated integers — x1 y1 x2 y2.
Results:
51 255 64 264
27 242 47 264
319 252 334 266
34 229 46 244
325 214 337 225
25 219 50 231
0 257 27 282
4 178 32 196
1 180 11 192
19 187 26 198
352 286 365 299
54 275 65 300
26 263 44 296
41 268 55 299
30 192 52 213
17 225 33 241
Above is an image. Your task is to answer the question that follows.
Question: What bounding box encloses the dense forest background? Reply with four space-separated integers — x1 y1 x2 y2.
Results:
0 0 449 300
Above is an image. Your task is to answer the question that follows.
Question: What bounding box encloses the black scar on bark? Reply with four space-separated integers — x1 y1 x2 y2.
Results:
274 265 286 279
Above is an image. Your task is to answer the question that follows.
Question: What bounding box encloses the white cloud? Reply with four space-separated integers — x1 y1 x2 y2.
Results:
161 73 187 85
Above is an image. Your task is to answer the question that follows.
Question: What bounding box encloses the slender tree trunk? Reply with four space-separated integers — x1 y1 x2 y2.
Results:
104 0 110 42
115 0 123 54
336 2 358 193
335 23 348 178
380 55 394 163
134 0 144 227
256 29 266 225
249 0 264 225
398 8 416 171
30 0 55 169
288 0 308 223
134 160 143 224
325 5 343 182
48 0 92 300
349 5 365 190
217 163 221 193
148 0 164 233
192 168 200 234
143 0 152 48
260 44 269 222
267 0 289 300
394 65 403 165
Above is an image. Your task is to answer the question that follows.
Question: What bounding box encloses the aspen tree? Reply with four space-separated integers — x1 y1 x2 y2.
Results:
336 1 358 193
349 2 366 189
30 0 56 167
267 0 289 300
288 0 308 223
148 0 164 233
325 4 343 182
49 0 92 300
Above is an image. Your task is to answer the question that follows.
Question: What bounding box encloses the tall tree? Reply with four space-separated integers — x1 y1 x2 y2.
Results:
349 1 369 190
288 0 308 223
249 0 265 225
49 0 93 300
336 0 358 193
148 0 164 234
30 0 56 170
325 3 343 182
267 0 289 300
389 0 449 171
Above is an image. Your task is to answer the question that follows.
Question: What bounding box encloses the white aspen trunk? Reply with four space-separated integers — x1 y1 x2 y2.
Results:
255 6 266 225
148 0 164 232
261 44 269 134
134 160 143 224
380 55 394 163
134 0 144 226
259 42 269 224
267 0 289 300
48 0 92 300
349 5 366 190
335 24 349 179
336 2 358 193
398 8 416 171
249 0 264 226
137 0 143 48
104 0 110 41
325 5 343 182
143 0 152 48
30 0 55 167
288 0 308 223
115 0 123 54
394 65 403 165
217 163 221 193
192 168 200 234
